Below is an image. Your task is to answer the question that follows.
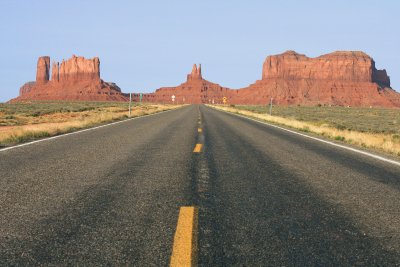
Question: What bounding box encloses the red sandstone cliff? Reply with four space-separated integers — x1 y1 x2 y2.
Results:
36 56 50 84
11 55 127 102
230 51 400 107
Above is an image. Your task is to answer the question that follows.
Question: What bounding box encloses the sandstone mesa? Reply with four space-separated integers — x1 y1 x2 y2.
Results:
12 55 128 102
11 51 400 107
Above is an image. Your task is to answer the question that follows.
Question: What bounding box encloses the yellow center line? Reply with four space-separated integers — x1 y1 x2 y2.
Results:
193 144 203 153
170 206 199 267
197 128 202 133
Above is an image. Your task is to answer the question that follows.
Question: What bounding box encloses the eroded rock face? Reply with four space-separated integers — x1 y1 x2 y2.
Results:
59 55 100 82
262 51 390 87
51 61 59 82
19 82 36 96
36 56 50 84
187 64 202 81
137 52 399 107
12 55 127 102
229 50 398 107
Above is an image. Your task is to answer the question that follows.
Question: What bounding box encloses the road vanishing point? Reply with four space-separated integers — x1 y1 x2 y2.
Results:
1 105 400 266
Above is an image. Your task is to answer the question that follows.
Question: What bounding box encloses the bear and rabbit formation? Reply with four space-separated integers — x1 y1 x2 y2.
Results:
11 51 400 107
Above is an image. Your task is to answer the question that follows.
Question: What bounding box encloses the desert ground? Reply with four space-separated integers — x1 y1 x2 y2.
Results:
211 104 400 157
0 101 180 147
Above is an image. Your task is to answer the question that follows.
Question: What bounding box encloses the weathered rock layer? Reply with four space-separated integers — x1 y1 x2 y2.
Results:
12 55 127 102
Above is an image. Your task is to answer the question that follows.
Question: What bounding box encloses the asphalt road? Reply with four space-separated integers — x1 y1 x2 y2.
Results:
1 105 399 266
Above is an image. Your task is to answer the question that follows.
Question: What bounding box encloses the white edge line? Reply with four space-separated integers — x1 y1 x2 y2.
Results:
212 106 400 167
0 108 177 153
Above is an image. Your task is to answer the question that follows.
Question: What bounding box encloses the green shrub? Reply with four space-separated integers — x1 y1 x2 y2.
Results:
334 136 345 141
300 126 310 133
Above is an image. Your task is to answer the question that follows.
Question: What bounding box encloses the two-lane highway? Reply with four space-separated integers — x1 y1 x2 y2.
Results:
1 105 399 266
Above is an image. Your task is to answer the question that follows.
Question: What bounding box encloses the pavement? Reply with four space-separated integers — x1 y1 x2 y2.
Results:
0 105 399 266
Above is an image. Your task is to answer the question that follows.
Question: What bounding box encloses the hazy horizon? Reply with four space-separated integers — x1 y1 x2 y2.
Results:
1 0 399 102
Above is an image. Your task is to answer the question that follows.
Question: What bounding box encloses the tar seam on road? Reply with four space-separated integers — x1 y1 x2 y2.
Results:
215 107 400 167
0 108 178 153
193 144 203 153
170 206 199 267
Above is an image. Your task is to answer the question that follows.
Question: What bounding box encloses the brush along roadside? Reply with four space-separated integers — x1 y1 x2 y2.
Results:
208 105 400 157
0 104 181 146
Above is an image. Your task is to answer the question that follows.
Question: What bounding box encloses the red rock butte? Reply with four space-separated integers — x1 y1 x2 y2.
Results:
137 51 400 107
11 51 400 107
234 51 399 107
11 55 128 102
134 64 232 104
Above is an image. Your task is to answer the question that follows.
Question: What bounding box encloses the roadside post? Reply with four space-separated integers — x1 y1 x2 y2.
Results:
269 97 273 115
172 94 176 104
129 93 132 117
139 93 143 103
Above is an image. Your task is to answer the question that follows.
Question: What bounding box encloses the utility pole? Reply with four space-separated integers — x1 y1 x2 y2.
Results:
269 97 273 115
129 93 132 117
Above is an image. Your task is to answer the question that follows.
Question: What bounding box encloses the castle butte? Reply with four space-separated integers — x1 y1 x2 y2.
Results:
11 55 128 102
137 51 400 107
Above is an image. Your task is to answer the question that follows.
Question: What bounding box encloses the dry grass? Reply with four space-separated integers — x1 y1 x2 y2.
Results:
234 105 400 134
210 105 400 157
0 102 181 146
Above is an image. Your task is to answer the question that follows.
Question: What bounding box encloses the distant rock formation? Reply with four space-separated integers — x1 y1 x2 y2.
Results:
134 52 400 107
230 51 400 107
36 56 50 84
10 51 400 107
187 64 202 81
262 51 390 86
59 55 100 82
11 55 128 102
51 61 59 82
135 64 231 104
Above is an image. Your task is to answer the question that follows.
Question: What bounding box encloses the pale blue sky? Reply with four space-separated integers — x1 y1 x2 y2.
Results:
0 0 399 102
